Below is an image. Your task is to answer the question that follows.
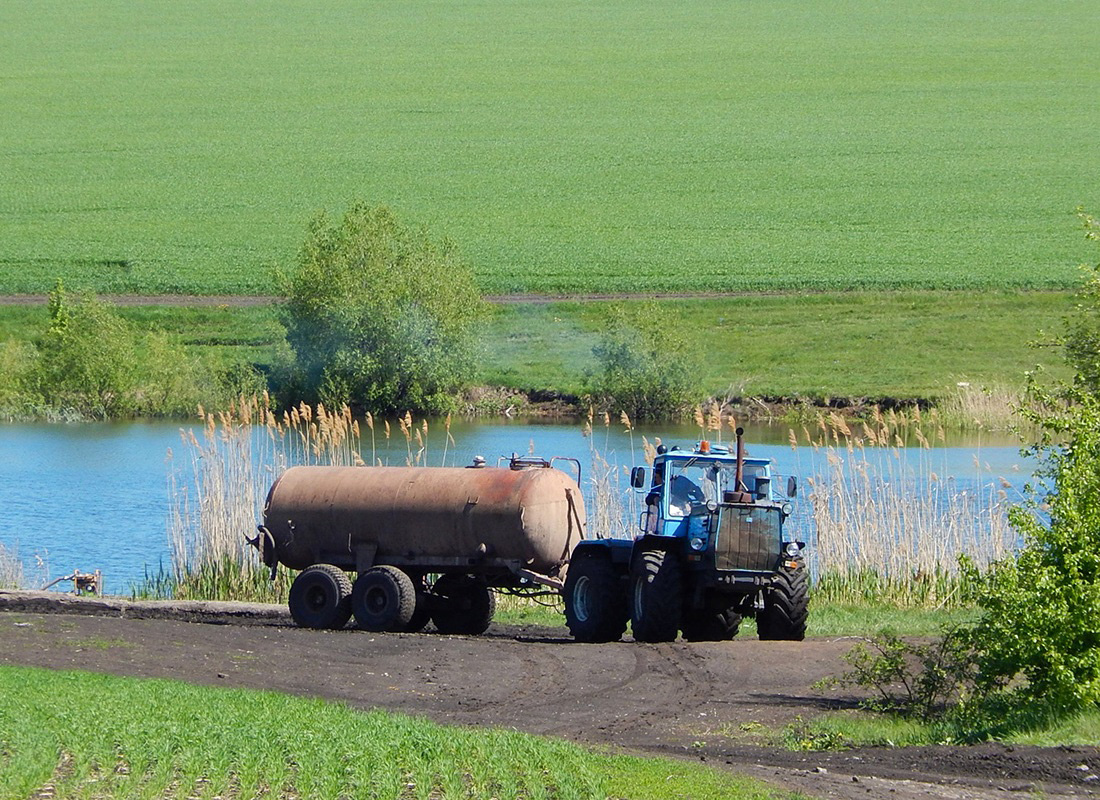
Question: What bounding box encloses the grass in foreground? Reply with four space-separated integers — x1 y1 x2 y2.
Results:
0 665 800 800
1 0 1096 295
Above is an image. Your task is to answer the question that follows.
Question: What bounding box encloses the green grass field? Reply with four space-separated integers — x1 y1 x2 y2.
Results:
1 0 1097 295
0 665 798 800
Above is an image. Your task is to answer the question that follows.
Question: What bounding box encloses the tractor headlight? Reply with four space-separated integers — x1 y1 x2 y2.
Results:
782 502 794 516
689 536 707 551
784 541 802 557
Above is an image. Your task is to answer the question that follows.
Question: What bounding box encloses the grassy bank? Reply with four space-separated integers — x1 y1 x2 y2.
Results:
0 665 797 800
0 290 1072 414
1 0 1096 295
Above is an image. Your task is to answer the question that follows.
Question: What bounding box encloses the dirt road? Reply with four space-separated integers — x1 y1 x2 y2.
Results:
0 594 1096 799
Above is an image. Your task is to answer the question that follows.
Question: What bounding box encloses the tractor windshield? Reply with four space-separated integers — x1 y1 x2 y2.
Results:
666 459 735 517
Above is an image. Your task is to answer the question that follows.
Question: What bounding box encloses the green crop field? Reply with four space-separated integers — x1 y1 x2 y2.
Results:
1 0 1097 296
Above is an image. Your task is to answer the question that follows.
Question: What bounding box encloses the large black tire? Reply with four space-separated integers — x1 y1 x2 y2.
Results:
352 566 417 632
681 599 742 642
630 548 682 643
430 574 496 635
288 564 353 630
757 566 809 641
564 555 628 643
402 593 432 633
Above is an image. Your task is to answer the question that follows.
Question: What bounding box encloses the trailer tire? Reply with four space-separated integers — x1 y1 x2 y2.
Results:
630 548 682 643
564 555 628 643
288 564 353 630
757 566 808 641
352 566 417 632
402 593 432 633
682 600 742 642
430 574 496 635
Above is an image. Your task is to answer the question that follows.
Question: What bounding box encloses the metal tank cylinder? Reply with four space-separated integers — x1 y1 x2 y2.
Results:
261 464 586 576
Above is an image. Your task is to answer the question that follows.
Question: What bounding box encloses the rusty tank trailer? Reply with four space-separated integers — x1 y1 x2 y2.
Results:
252 455 585 635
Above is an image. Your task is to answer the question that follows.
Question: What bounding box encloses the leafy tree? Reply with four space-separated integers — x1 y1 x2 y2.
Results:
958 376 1100 729
959 212 1100 726
827 217 1100 739
281 205 484 414
14 280 246 420
28 280 140 418
589 304 702 421
1062 210 1100 394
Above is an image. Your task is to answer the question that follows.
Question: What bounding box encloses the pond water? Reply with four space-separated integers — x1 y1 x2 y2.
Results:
0 418 1032 595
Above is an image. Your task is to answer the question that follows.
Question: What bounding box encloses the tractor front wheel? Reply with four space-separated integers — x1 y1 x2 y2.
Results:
756 566 809 641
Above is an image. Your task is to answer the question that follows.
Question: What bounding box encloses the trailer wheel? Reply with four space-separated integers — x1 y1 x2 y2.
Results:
564 555 628 643
757 566 809 641
352 566 417 632
288 564 353 630
682 600 742 642
430 574 496 635
402 593 432 633
630 548 682 643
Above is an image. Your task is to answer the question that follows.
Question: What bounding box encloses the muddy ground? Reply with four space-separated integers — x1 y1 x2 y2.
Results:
0 592 1096 800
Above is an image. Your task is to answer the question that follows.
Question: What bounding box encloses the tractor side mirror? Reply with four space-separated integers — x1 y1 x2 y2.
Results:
630 466 647 489
787 476 798 498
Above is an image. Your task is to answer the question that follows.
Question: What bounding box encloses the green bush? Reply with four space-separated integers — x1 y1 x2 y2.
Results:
959 379 1100 729
588 304 702 421
826 221 1100 740
26 282 141 418
1063 210 1100 394
7 281 248 420
281 204 484 414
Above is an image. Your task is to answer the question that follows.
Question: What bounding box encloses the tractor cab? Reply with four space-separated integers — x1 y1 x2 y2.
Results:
629 431 799 576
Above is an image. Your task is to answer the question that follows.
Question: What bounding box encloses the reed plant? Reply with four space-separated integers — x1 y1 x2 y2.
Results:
937 383 1022 432
0 542 23 590
795 408 1017 608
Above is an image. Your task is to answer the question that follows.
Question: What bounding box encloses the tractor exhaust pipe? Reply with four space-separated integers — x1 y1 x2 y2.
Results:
735 426 746 492
722 427 753 505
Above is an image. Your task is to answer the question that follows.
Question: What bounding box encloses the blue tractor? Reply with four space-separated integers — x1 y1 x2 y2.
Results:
563 428 807 643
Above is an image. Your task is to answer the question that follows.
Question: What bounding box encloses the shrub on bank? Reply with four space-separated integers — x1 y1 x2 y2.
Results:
0 281 260 421
588 304 702 421
280 204 485 415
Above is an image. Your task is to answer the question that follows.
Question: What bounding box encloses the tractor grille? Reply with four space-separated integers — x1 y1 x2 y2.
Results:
714 505 781 572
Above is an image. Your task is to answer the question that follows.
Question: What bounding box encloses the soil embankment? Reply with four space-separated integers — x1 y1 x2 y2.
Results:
1 591 1096 800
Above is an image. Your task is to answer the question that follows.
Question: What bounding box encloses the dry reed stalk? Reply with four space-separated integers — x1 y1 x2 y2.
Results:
167 395 368 601
939 384 1022 432
0 541 23 589
796 421 1017 607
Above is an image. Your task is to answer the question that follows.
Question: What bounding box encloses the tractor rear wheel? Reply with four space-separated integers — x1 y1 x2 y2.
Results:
352 566 416 632
430 574 496 635
564 555 628 643
756 566 809 641
681 599 742 642
630 548 682 643
288 564 353 630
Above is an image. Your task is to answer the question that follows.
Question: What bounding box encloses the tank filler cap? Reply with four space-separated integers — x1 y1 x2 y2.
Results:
468 455 486 468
